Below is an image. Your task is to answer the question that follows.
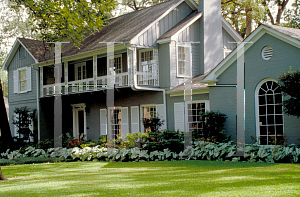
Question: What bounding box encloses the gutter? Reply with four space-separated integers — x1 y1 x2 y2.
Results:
32 65 40 141
128 46 167 129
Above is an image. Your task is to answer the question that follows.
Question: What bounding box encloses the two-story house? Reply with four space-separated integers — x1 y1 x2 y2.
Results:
2 0 244 142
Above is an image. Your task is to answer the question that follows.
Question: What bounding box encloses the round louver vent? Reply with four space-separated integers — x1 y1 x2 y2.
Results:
262 46 273 60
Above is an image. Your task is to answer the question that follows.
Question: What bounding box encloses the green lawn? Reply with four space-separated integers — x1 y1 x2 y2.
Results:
0 161 300 196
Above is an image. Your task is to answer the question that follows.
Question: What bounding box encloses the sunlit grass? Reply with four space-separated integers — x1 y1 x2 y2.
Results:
0 161 300 196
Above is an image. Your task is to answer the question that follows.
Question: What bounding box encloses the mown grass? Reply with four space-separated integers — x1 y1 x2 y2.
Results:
0 160 299 196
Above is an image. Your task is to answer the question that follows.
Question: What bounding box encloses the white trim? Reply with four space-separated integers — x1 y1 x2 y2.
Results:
71 103 87 139
130 0 185 44
15 67 30 94
202 25 300 82
176 44 192 78
114 54 123 74
221 18 243 42
138 49 154 72
254 78 284 144
157 38 172 44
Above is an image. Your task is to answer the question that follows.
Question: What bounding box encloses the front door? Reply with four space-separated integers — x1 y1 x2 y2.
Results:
71 103 86 138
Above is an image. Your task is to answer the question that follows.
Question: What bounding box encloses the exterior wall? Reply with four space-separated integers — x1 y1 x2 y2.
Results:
167 93 209 131
158 43 171 90
222 28 236 50
136 1 193 47
41 89 165 141
211 33 300 144
7 45 38 136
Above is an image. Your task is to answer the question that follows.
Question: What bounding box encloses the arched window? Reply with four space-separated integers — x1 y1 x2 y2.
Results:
256 80 283 145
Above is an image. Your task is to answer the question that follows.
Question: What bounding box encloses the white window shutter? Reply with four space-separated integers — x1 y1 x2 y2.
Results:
26 67 31 92
156 104 166 130
13 70 19 93
205 100 210 112
131 106 139 133
140 107 144 133
121 107 129 137
174 102 185 132
100 109 107 136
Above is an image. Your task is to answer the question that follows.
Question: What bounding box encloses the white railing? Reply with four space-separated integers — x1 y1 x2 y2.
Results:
137 60 159 86
41 73 130 97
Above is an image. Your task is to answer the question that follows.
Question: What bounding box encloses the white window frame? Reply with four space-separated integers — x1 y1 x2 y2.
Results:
176 44 192 78
71 103 87 139
255 78 284 145
19 69 27 93
139 49 154 72
14 67 31 94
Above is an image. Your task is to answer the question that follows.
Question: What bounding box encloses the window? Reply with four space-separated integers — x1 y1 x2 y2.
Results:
177 46 191 77
174 101 210 133
19 69 27 92
139 50 153 72
142 105 157 133
188 103 206 135
114 56 122 74
13 67 31 93
111 109 122 138
256 80 283 145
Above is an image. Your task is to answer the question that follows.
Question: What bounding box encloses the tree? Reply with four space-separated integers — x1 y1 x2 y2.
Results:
278 67 300 118
221 0 291 38
263 0 290 25
0 167 7 180
221 0 266 37
284 0 300 28
121 0 165 11
8 0 117 47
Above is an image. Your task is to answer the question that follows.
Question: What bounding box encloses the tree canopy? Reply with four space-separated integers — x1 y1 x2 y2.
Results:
278 67 300 118
8 0 117 47
284 0 300 28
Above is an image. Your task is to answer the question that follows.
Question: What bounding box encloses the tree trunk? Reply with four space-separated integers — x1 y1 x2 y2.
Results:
246 9 252 37
0 167 8 180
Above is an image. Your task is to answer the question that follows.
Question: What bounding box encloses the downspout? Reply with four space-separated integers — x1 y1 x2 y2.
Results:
32 65 40 141
127 46 167 129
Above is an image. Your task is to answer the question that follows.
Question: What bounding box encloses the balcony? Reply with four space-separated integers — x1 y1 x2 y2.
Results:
40 48 159 98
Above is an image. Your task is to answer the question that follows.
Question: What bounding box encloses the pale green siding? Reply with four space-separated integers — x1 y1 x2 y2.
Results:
211 33 300 144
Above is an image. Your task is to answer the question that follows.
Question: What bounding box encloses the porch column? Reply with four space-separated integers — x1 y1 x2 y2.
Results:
93 55 97 91
40 67 43 97
64 62 68 94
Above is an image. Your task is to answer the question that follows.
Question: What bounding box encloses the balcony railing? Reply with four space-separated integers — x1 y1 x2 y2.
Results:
41 72 130 97
137 60 159 86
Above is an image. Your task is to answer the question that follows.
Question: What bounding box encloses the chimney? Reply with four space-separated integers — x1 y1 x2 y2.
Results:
199 0 223 73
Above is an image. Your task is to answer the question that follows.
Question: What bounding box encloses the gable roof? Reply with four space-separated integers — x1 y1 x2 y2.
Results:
1 38 40 70
202 24 300 83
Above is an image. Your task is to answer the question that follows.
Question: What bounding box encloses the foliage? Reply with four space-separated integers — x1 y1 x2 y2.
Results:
278 67 300 118
143 130 184 153
124 132 149 148
121 0 165 10
143 116 164 133
8 0 117 47
1 141 300 164
12 106 36 142
284 0 300 28
194 111 230 142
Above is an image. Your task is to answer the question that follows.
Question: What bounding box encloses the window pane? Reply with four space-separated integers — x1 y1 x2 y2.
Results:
260 126 267 135
268 125 275 135
268 136 275 145
259 106 266 115
259 116 266 125
275 115 283 124
275 105 282 114
267 115 274 125
260 136 267 145
274 94 282 104
259 95 265 105
276 125 283 135
267 105 274 115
